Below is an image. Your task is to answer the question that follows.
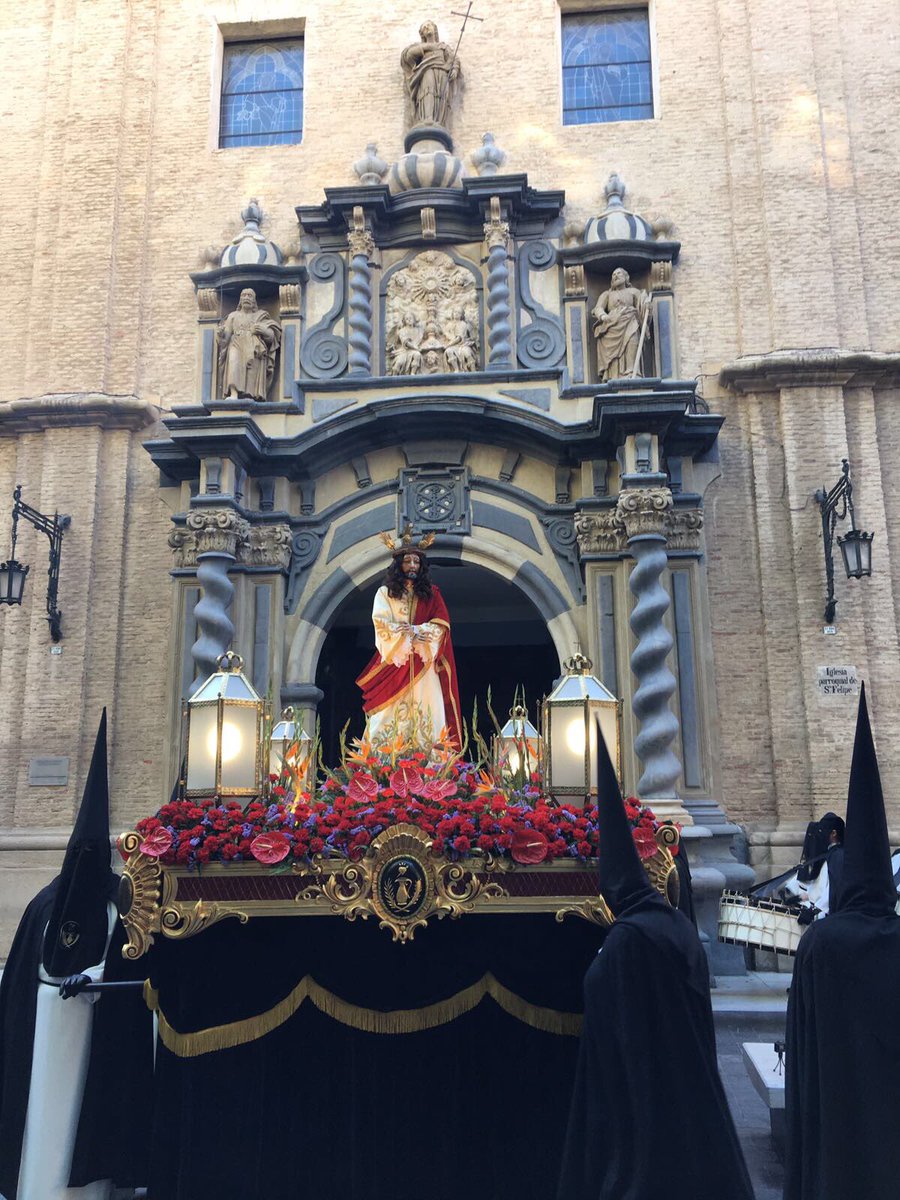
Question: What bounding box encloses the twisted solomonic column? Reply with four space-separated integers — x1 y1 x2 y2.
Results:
483 196 512 369
186 508 250 690
347 206 374 376
616 487 682 803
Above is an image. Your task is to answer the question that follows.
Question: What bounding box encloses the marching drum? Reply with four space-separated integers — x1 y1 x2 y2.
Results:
718 890 804 957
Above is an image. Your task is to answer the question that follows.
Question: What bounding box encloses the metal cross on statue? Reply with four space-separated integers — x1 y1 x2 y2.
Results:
436 3 483 113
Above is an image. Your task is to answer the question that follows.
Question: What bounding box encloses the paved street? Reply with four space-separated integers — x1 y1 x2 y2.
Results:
713 973 789 1200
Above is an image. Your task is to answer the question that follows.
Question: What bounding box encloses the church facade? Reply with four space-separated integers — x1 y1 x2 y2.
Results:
0 0 898 956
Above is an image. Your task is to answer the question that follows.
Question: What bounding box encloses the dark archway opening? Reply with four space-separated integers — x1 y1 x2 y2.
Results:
314 559 560 765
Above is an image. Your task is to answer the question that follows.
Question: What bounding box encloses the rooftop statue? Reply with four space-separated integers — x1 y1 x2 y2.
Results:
401 21 460 130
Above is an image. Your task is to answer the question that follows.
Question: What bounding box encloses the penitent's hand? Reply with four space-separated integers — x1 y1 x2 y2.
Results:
59 973 92 999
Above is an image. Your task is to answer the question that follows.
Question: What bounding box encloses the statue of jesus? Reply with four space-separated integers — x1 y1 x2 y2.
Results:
356 531 462 750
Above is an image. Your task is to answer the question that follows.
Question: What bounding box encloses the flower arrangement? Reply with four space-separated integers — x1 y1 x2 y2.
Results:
132 732 668 872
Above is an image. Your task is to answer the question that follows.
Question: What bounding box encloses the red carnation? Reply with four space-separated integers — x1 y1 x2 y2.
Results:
453 835 471 855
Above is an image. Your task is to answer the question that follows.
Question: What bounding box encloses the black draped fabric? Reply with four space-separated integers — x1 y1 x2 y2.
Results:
0 881 59 1200
785 684 900 1200
144 911 603 1200
68 919 155 1189
556 724 753 1200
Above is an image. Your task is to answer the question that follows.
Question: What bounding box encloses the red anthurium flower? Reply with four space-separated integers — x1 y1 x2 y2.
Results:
250 831 291 864
139 827 174 858
347 772 380 804
390 766 423 798
632 826 658 860
420 779 457 802
510 827 549 864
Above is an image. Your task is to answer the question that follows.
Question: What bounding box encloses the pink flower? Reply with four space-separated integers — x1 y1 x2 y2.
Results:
139 827 174 858
510 827 549 864
390 766 423 798
250 832 290 864
347 772 380 804
420 779 457 802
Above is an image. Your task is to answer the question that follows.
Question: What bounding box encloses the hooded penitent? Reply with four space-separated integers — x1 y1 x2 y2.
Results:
0 711 119 1200
556 725 754 1200
785 683 900 1200
43 709 118 976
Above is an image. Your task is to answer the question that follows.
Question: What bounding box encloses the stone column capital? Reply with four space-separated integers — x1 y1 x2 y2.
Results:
616 487 673 540
185 507 250 557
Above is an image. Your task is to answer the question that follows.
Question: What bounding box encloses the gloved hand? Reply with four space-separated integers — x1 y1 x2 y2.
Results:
797 906 820 927
59 973 92 999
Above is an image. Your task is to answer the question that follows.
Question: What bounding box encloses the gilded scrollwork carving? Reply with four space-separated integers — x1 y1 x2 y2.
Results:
117 831 165 959
160 900 249 940
385 251 480 376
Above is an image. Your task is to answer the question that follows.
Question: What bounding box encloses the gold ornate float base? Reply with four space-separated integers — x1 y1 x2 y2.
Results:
117 823 680 958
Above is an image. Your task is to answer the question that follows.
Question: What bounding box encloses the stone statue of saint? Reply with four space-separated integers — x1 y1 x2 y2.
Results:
401 22 460 129
591 268 651 381
216 288 282 401
443 307 478 373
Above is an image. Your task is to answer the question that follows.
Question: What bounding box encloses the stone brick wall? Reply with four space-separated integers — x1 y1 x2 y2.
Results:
0 0 898 947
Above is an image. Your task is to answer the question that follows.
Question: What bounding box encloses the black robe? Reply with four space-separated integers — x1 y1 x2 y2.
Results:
0 881 59 1200
557 723 753 1200
557 897 754 1200
784 910 900 1200
785 685 900 1200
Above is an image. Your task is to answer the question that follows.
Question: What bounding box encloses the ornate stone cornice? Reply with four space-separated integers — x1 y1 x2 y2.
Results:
616 487 673 540
719 349 900 392
184 508 250 558
170 518 291 570
0 393 159 435
667 508 704 551
575 499 701 555
575 509 625 553
244 523 292 569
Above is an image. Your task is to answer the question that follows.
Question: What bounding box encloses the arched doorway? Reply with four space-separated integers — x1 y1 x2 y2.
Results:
314 558 559 764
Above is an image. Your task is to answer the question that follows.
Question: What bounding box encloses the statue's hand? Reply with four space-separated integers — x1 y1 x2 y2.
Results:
59 973 92 999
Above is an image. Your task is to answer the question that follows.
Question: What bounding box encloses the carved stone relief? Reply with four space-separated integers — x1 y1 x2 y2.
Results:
169 518 292 570
574 503 703 555
385 251 479 375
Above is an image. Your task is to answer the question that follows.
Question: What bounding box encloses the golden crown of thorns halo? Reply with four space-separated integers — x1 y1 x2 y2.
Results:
379 524 437 558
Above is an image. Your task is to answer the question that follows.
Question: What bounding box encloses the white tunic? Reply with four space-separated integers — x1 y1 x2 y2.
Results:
365 586 447 747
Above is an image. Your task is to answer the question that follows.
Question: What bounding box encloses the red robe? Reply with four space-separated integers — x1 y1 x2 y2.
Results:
356 584 462 748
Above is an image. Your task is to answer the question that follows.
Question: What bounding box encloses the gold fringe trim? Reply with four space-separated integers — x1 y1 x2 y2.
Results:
145 971 582 1058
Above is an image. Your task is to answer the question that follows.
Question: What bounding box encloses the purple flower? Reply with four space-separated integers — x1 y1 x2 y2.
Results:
241 822 253 838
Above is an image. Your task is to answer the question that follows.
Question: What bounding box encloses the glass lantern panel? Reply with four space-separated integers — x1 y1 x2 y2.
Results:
220 706 260 791
549 704 595 791
186 705 219 792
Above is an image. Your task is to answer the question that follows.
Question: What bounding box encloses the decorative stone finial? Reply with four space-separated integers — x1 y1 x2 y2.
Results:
603 173 627 210
220 198 283 268
470 132 506 177
240 198 264 230
353 143 389 186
